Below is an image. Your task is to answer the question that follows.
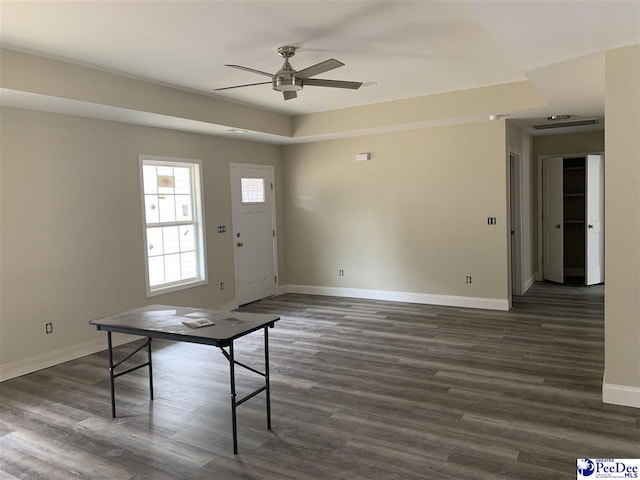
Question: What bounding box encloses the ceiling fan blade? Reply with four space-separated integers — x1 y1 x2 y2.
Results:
225 64 275 77
304 78 363 89
214 81 272 91
283 91 297 100
295 59 344 79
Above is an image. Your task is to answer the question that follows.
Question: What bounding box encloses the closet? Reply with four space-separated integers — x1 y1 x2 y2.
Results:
542 155 604 285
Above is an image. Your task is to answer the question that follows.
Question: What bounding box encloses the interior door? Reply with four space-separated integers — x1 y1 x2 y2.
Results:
585 154 604 285
543 157 564 283
510 153 522 295
230 164 277 305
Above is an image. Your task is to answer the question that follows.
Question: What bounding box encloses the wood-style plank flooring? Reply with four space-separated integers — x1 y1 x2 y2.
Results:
1 282 639 479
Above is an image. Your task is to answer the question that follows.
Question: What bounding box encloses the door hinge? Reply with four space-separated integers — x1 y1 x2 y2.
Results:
271 182 273 190
274 276 277 284
273 229 275 237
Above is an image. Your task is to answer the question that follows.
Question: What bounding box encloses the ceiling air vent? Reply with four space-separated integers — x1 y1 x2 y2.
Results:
533 118 599 130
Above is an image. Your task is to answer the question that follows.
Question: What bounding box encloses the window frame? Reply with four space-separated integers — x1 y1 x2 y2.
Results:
138 155 208 297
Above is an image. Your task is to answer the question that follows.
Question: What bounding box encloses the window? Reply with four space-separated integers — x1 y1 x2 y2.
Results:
139 156 207 296
241 177 266 203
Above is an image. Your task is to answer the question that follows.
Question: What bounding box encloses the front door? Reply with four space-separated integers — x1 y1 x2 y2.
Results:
230 164 277 305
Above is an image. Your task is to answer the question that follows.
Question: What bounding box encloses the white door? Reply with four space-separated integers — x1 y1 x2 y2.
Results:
543 157 564 283
585 154 604 285
230 164 277 305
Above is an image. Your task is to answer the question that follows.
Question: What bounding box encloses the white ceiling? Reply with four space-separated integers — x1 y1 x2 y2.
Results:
1 0 639 133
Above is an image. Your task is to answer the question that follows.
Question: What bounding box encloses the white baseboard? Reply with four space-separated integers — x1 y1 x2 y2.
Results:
284 285 509 311
603 380 640 408
276 285 288 296
523 275 536 294
0 334 136 382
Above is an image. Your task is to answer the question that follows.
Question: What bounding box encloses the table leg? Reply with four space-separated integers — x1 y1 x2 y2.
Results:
264 326 271 430
146 337 154 401
107 331 116 418
229 341 238 454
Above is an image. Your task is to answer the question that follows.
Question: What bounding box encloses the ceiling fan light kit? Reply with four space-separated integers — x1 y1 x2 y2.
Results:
215 46 363 101
273 77 302 92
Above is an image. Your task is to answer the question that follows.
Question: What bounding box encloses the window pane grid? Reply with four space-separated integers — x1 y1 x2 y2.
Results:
146 225 199 278
149 252 198 286
241 177 265 203
141 157 205 294
143 165 195 226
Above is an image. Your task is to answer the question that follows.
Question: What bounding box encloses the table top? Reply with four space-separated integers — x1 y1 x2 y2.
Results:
89 304 279 347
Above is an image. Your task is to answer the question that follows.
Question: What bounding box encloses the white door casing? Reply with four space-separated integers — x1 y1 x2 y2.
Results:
585 154 605 285
230 164 277 305
543 157 564 283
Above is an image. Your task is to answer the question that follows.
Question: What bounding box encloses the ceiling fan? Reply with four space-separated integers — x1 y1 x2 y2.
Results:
215 46 362 100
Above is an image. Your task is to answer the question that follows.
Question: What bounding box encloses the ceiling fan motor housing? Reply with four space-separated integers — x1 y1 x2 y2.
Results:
273 52 303 91
273 76 303 92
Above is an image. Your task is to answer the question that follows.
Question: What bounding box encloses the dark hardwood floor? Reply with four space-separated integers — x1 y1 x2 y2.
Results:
2 282 639 479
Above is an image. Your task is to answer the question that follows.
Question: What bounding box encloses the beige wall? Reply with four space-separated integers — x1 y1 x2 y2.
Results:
533 130 605 159
282 120 509 302
292 81 546 138
0 49 292 137
0 107 284 372
604 45 640 395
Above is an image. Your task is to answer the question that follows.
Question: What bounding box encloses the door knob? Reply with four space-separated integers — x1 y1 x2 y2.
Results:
588 224 594 229
237 242 244 247
554 224 561 228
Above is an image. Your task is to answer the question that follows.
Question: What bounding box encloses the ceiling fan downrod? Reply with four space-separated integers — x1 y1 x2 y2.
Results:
274 46 302 92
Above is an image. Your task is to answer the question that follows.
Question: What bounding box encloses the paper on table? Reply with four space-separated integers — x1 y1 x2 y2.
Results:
182 318 215 328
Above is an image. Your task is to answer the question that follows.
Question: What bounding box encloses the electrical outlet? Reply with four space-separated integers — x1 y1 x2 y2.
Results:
487 217 497 225
466 276 472 284
45 322 53 334
217 226 226 233
220 282 225 290
338 269 344 277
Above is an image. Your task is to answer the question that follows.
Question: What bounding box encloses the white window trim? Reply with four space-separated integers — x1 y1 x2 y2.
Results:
139 155 208 297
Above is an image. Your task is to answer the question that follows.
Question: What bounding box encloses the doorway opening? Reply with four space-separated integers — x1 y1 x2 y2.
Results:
540 154 604 286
